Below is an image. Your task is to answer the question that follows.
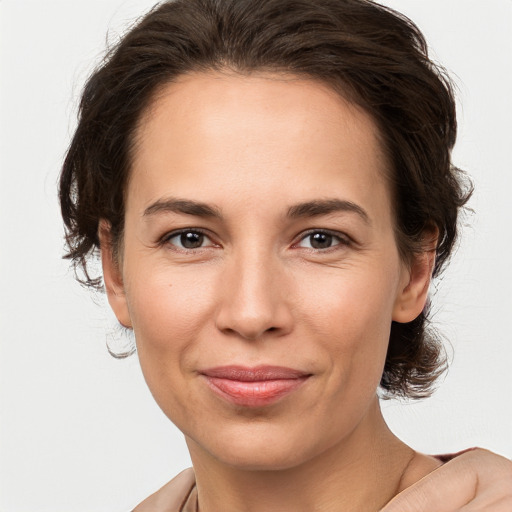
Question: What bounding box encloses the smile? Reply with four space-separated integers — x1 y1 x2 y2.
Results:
200 365 311 407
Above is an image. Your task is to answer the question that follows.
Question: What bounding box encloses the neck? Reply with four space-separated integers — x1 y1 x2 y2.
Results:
186 398 434 512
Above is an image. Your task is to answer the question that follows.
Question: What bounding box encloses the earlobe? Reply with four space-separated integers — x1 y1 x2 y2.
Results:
392 231 437 324
98 220 132 328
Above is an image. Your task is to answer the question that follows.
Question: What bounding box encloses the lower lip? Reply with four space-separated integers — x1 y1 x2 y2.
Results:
204 376 309 407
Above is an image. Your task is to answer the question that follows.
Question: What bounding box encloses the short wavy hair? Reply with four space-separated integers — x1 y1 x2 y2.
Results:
59 0 471 399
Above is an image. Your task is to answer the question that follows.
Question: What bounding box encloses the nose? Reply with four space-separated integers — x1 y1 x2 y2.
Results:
214 248 293 341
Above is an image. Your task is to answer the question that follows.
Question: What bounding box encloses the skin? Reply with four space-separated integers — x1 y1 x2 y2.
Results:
101 70 458 511
381 448 512 512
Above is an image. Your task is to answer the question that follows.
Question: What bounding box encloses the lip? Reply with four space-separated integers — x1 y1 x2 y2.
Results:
200 365 311 407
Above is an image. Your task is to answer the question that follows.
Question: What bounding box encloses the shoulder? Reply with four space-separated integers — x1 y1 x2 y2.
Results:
397 452 443 493
132 468 196 512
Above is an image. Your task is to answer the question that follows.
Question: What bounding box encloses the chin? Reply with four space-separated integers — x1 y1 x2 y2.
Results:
217 447 311 472
188 421 325 472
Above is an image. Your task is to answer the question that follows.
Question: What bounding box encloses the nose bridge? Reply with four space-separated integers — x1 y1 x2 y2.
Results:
215 242 291 340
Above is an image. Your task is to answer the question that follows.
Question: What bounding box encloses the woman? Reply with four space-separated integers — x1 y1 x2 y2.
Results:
58 0 511 510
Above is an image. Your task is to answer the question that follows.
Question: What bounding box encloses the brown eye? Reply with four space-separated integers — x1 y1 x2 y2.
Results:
309 232 333 249
296 230 349 250
165 230 214 250
180 232 204 248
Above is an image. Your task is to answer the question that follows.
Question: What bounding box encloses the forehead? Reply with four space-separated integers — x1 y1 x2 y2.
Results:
129 71 391 219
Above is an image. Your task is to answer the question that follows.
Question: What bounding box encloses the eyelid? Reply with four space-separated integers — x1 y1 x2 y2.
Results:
292 228 352 249
159 227 220 250
157 227 352 251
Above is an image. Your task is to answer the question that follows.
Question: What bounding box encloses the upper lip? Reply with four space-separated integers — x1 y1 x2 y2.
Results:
200 365 310 381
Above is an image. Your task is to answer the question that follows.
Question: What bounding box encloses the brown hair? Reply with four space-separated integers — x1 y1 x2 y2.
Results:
59 0 471 399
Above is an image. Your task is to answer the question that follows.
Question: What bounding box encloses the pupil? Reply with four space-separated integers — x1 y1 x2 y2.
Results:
310 232 332 249
181 232 203 249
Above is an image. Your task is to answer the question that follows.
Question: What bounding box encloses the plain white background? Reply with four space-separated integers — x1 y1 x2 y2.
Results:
1 1 511 511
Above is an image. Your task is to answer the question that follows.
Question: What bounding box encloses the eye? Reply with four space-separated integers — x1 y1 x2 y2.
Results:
296 230 349 250
163 229 216 250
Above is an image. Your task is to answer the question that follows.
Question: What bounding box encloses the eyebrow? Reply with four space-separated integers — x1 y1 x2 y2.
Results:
287 199 370 224
143 197 223 218
143 197 370 224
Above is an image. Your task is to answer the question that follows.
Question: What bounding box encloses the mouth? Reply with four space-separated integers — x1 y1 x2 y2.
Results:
200 365 311 407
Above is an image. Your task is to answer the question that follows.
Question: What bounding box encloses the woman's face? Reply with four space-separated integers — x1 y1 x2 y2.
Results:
102 71 429 470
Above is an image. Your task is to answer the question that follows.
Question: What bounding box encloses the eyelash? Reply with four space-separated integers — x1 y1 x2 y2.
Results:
159 228 352 252
159 228 217 251
292 229 352 251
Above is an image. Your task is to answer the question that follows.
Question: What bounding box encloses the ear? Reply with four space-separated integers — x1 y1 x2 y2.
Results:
98 220 132 328
392 229 438 323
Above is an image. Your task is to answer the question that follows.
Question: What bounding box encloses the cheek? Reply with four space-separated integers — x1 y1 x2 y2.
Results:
122 264 225 434
298 263 399 388
123 260 218 385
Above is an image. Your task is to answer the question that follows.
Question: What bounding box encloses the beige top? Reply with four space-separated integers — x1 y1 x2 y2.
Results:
132 468 197 512
132 452 459 512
